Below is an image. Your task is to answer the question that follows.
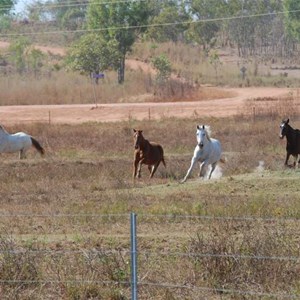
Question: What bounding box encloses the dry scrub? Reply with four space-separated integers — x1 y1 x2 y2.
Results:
0 111 299 298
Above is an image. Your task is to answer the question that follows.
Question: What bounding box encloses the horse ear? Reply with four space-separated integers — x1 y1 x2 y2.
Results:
286 118 289 124
196 125 200 130
133 129 137 133
202 125 205 129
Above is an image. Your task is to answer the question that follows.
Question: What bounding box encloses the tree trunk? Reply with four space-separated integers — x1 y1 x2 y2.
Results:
118 56 125 84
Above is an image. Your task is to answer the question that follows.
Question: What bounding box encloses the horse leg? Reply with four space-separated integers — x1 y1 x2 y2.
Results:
19 149 26 159
181 156 198 183
293 155 298 169
150 161 161 178
137 159 145 178
284 152 290 166
148 165 152 174
133 159 139 179
199 161 207 178
208 162 217 179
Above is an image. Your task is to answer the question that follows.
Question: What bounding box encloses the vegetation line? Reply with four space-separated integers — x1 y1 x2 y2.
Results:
2 9 300 37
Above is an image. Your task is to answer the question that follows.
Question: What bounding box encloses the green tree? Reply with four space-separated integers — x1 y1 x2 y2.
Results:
87 0 151 84
283 0 300 41
46 0 87 30
28 49 45 77
147 1 190 42
151 54 172 83
9 37 31 74
0 0 15 15
187 0 227 51
66 33 121 83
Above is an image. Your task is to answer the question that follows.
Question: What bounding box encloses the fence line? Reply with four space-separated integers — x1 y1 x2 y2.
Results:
139 282 299 299
138 213 300 222
0 213 299 223
1 249 299 262
0 279 297 299
0 279 130 286
0 213 129 218
0 212 299 299
139 251 300 262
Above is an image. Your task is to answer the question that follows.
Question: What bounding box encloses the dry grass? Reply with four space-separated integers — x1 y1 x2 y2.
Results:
1 41 300 106
0 107 300 298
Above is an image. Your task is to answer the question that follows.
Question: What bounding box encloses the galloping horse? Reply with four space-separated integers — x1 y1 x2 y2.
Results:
132 129 166 179
279 118 300 168
181 125 222 183
0 124 45 159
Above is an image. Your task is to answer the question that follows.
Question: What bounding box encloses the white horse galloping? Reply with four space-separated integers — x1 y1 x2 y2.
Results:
0 124 45 159
181 125 222 183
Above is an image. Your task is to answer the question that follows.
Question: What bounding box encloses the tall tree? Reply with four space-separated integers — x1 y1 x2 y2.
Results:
87 0 151 84
283 0 300 42
147 0 190 43
187 0 227 51
66 33 121 83
0 0 15 15
45 0 87 30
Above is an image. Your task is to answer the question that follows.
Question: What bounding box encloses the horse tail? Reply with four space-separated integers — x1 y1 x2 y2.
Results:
162 156 166 168
160 146 166 168
31 137 45 156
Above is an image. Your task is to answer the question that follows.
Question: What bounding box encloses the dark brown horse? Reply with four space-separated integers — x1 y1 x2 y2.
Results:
133 129 166 179
279 118 300 168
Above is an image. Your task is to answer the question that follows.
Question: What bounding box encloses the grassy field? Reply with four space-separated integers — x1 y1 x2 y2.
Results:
0 115 299 299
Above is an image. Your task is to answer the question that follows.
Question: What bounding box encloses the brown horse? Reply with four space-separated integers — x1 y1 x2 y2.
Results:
133 129 166 179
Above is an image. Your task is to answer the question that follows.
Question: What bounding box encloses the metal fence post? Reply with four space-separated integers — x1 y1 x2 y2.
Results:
130 212 138 300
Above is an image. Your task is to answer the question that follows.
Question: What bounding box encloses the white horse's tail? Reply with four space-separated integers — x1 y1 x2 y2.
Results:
31 137 45 156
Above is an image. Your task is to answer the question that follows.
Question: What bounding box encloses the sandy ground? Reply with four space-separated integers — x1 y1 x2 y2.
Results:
0 41 294 125
0 87 292 125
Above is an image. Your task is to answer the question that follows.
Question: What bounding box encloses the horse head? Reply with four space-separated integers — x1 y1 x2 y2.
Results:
279 118 290 139
133 129 144 150
196 125 211 149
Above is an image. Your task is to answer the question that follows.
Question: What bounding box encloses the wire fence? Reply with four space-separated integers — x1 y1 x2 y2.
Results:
0 212 299 299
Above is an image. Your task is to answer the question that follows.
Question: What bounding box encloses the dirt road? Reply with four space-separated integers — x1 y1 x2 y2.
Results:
0 87 292 125
0 41 294 124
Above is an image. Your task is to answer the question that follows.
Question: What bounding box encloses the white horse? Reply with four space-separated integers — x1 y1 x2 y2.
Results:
0 124 45 159
181 125 222 183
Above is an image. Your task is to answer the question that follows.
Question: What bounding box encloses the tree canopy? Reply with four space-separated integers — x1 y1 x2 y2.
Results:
87 0 152 83
0 0 15 15
66 33 121 83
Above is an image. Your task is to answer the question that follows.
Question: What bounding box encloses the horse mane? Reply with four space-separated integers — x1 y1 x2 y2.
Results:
198 125 212 141
0 124 8 133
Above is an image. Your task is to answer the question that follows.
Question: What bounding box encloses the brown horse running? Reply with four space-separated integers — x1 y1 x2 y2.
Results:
132 129 166 179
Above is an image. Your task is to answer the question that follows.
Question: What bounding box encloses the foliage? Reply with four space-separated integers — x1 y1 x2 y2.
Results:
283 0 300 42
8 37 31 74
8 38 47 75
0 15 11 31
147 1 190 43
187 0 227 50
208 50 222 83
65 33 121 81
46 0 87 30
27 48 45 77
0 0 14 15
87 0 152 84
151 54 172 82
